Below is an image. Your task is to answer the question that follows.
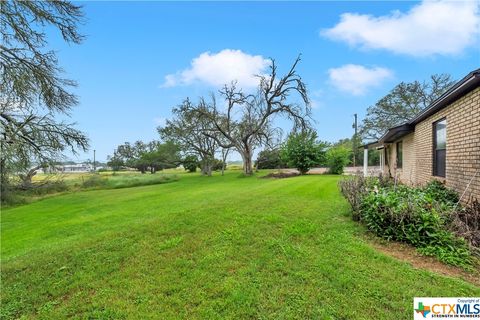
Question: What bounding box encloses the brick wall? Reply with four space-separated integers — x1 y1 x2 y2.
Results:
385 133 416 184
412 87 479 201
384 87 480 201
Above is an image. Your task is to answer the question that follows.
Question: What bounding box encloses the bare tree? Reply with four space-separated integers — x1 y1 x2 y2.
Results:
191 56 311 175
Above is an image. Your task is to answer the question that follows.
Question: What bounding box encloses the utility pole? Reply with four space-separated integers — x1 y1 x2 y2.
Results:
93 149 96 172
352 114 358 167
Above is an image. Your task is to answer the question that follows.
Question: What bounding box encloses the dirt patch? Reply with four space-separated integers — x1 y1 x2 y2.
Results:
366 236 480 286
261 171 300 179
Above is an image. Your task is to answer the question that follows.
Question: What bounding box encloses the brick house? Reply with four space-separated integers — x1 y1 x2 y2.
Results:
363 69 480 202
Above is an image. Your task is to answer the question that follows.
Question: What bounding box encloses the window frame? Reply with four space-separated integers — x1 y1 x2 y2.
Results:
396 141 403 169
432 118 447 178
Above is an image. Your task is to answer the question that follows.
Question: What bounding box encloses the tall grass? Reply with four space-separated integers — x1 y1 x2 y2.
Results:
81 173 178 190
3 172 178 207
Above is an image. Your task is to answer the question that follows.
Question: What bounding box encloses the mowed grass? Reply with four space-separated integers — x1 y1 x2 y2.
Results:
1 172 479 319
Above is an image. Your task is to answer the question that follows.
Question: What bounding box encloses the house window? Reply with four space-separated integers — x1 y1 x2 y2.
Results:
433 118 446 177
396 141 403 168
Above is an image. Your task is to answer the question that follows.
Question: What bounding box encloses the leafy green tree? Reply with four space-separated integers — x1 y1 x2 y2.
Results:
158 100 220 176
110 140 180 174
255 148 284 169
139 141 180 173
332 137 381 167
114 142 140 171
332 137 359 166
183 155 199 173
361 74 454 140
281 130 327 175
326 146 351 175
107 152 124 171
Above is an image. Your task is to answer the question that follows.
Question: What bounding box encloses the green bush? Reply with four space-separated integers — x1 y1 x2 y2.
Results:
212 159 226 171
424 180 459 204
339 176 473 268
326 146 350 174
281 130 327 174
255 148 284 169
183 155 199 173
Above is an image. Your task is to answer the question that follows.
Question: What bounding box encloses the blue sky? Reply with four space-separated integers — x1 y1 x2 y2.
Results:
49 1 480 161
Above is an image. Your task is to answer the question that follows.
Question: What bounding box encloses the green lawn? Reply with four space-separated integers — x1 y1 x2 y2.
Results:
1 172 479 319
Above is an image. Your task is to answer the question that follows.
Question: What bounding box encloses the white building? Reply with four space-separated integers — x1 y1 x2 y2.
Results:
40 163 101 174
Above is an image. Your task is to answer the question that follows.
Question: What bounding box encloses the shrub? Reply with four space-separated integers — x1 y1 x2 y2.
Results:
339 176 474 268
281 130 327 174
339 175 368 221
424 180 459 204
255 148 284 169
183 155 199 173
450 199 480 256
212 159 226 171
326 146 350 174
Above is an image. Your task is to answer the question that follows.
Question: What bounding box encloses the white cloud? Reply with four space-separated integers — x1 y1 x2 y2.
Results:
322 1 480 56
328 64 393 95
161 49 269 88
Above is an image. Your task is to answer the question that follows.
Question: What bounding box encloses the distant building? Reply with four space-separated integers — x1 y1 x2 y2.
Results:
40 163 103 173
60 163 94 172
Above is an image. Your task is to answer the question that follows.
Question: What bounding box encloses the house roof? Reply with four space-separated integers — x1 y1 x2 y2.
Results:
363 68 480 148
378 123 413 143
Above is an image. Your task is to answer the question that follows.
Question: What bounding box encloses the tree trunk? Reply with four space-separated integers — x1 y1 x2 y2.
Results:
221 148 229 176
241 147 253 175
201 158 212 176
0 156 8 202
19 165 42 189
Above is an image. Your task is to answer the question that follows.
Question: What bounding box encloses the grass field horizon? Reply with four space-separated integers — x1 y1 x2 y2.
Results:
1 171 479 319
